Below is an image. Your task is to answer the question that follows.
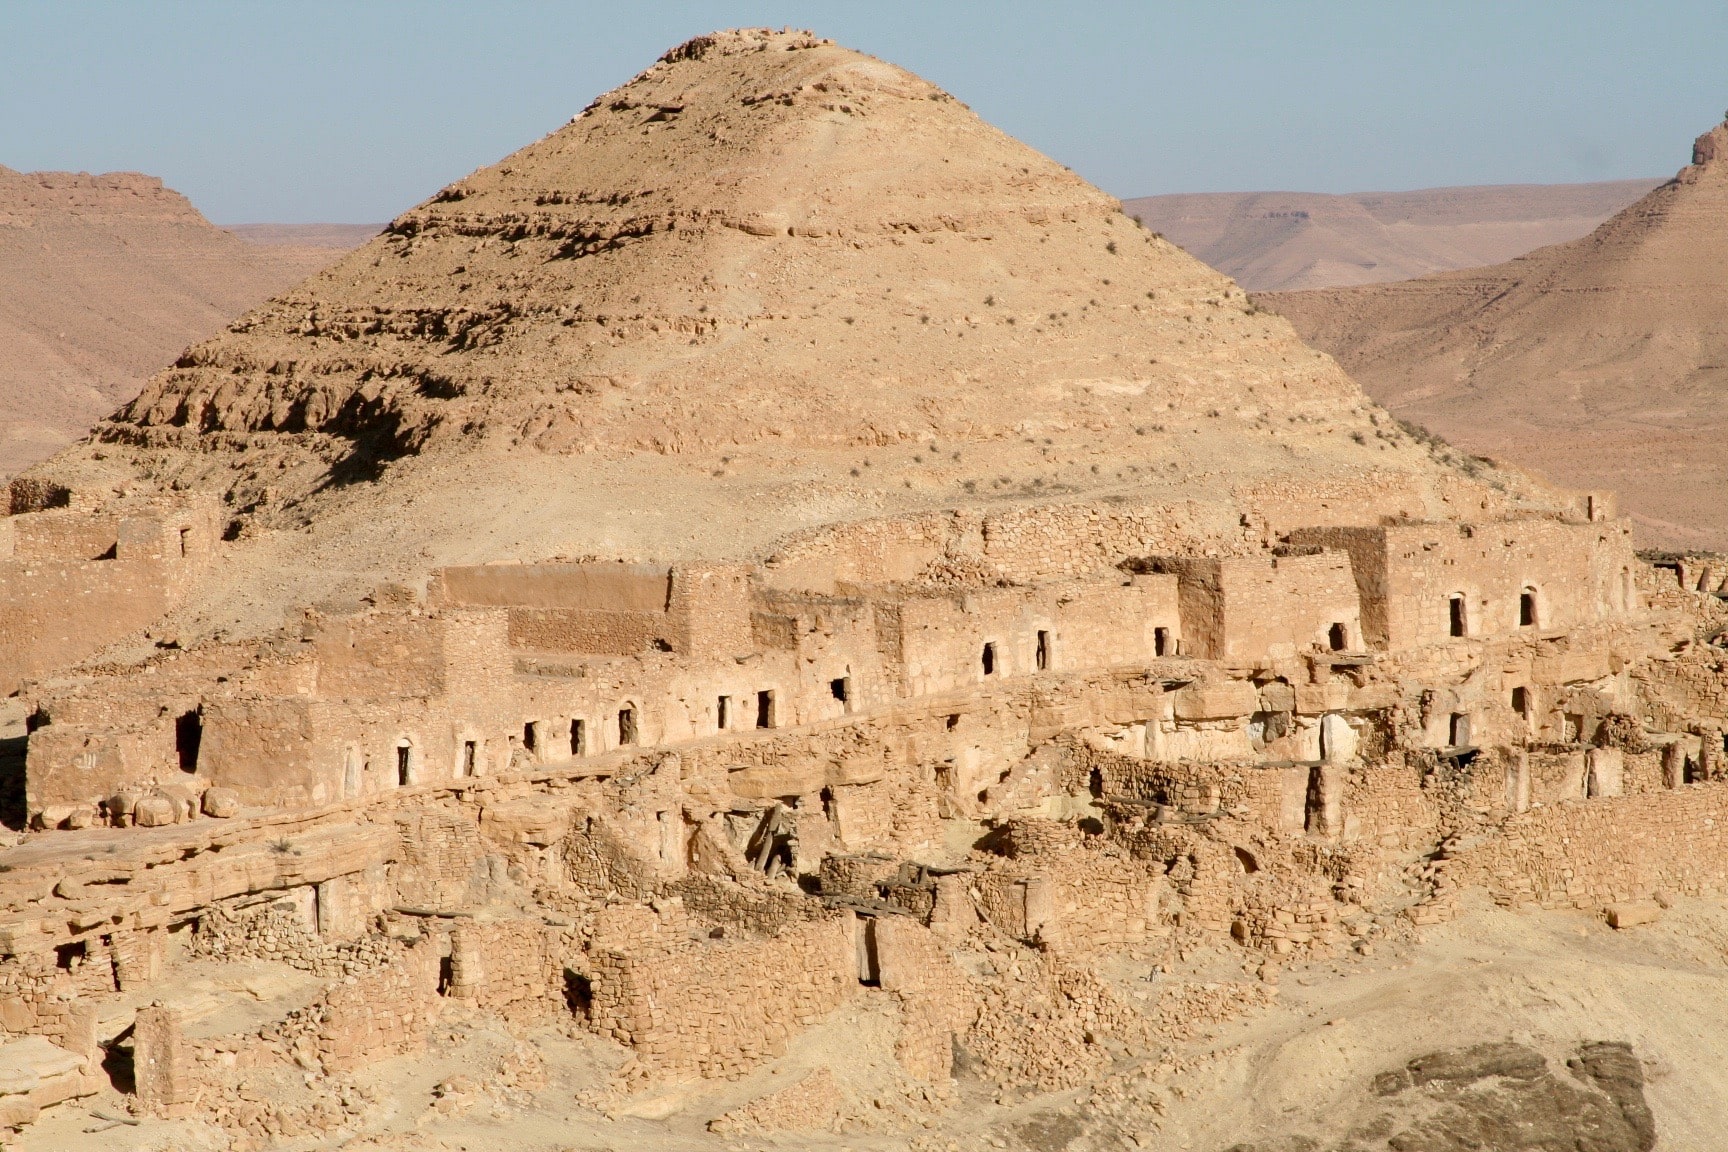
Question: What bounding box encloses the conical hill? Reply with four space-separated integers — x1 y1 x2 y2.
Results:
29 28 1562 641
1269 117 1728 549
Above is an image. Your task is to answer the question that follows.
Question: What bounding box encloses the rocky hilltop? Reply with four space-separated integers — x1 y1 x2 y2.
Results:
31 28 1562 644
0 167 348 477
1125 179 1657 291
1267 117 1728 549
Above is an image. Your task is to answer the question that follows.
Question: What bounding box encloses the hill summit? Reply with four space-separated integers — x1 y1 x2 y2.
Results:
32 29 1561 640
1268 114 1728 549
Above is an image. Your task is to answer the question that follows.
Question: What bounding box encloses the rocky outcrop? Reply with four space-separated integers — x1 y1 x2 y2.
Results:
1228 1041 1657 1152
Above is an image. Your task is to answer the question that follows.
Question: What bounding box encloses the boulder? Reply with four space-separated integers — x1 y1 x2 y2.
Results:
201 787 240 819
132 794 180 828
1606 901 1661 929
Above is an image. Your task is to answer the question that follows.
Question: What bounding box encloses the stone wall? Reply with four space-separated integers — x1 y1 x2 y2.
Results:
1452 782 1728 909
584 913 856 1081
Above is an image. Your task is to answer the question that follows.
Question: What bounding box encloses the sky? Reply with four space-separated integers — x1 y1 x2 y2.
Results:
2 1 1724 224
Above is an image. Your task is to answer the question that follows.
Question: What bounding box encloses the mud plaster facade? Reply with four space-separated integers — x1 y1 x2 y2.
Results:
10 488 1728 1140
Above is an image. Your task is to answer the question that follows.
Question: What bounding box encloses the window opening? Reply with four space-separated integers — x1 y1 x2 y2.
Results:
1153 627 1169 658
1304 764 1326 835
178 527 190 557
618 706 638 746
857 916 881 985
1563 713 1584 743
1036 630 1051 670
945 713 960 731
981 642 997 676
461 741 477 777
174 709 202 773
755 690 774 729
716 695 730 731
830 676 849 704
1448 595 1466 638
570 718 586 756
1449 713 1471 747
1511 687 1530 726
1520 588 1537 628
396 743 411 786
1328 622 1347 651
523 721 539 754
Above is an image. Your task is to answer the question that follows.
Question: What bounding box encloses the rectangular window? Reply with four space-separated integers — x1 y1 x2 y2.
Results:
982 642 997 676
716 695 731 731
1153 627 1168 658
1449 595 1466 638
756 690 775 729
618 706 637 746
1511 687 1530 721
1449 713 1471 747
396 745 411 786
570 718 586 757
1036 630 1051 670
1520 590 1537 628
830 677 849 704
462 740 477 777
523 721 539 754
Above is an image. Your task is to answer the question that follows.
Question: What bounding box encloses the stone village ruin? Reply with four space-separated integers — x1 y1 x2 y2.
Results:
0 26 1722 1147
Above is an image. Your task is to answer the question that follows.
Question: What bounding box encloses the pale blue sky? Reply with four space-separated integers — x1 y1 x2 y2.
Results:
3 1 1724 223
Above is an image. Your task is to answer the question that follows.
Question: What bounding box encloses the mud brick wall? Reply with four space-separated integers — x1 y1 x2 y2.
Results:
508 607 667 655
676 873 829 936
977 500 1233 582
586 913 856 1081
0 554 185 696
1452 782 1728 908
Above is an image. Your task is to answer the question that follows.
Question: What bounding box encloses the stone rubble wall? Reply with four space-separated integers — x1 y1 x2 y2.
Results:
448 918 570 1016
1452 783 1728 909
585 913 856 1082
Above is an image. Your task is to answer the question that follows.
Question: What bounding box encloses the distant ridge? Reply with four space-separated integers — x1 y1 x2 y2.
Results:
0 168 359 476
1266 118 1728 549
229 222 383 250
1125 180 1659 291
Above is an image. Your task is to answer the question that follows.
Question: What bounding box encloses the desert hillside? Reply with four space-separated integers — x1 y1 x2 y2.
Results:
1266 118 1728 550
0 167 362 477
1125 180 1657 291
24 28 1558 646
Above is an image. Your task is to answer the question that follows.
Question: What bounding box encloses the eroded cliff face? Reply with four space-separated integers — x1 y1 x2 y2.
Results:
1268 117 1728 551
